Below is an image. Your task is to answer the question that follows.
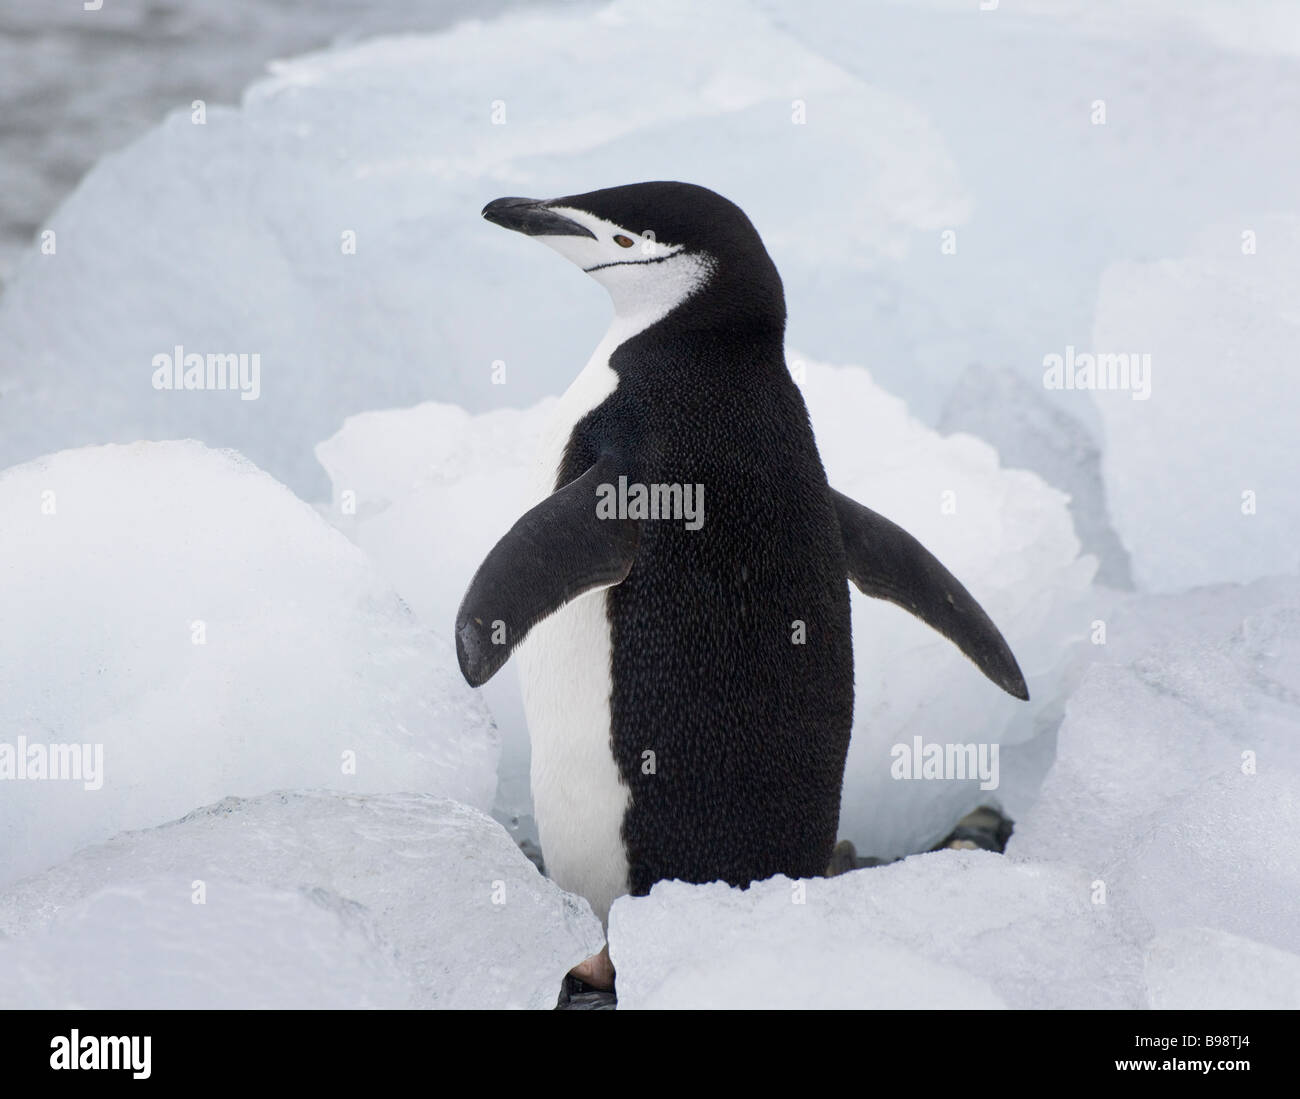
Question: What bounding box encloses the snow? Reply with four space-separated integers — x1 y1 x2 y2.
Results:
1112 772 1300 954
939 363 1132 589
1145 928 1300 1011
317 357 1094 858
1008 578 1300 1004
0 791 603 1009
609 852 1138 1009
0 441 498 887
1029 580 1300 963
0 877 414 1010
1012 577 1300 872
317 401 550 837
1091 217 1300 590
891 0 1300 60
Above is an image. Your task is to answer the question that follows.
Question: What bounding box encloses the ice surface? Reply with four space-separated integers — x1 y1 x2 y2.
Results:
609 850 1141 1009
4 0 1297 568
0 790 604 1009
0 0 969 498
1006 576 1300 1002
0 441 497 886
316 400 550 836
883 0 1300 59
0 0 524 282
1145 927 1300 1010
939 362 1132 589
752 0 1300 410
1109 771 1300 956
1091 217 1300 590
0 876 414 1010
1012 577 1300 870
317 357 1094 858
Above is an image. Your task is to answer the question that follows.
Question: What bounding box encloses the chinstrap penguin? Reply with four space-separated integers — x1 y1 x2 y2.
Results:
457 182 1028 990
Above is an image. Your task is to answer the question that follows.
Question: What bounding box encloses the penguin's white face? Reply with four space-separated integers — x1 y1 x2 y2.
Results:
543 206 714 320
482 197 714 322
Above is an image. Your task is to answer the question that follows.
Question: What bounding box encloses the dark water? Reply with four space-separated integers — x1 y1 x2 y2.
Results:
0 0 532 285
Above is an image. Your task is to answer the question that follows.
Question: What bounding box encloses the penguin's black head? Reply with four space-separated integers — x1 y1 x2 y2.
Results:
482 182 784 331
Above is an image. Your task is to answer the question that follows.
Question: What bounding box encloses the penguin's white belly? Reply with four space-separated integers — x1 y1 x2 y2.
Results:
516 333 632 926
517 590 628 925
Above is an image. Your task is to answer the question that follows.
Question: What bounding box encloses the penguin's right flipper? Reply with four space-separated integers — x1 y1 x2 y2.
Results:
832 489 1029 700
455 454 640 687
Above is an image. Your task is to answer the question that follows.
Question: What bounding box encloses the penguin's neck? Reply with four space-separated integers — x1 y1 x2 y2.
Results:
595 251 715 335
603 264 784 350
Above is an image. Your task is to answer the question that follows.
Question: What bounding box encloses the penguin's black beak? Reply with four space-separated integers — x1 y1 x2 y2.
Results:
482 197 597 240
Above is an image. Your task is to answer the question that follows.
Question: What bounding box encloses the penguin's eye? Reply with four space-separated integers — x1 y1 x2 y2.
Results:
613 234 635 248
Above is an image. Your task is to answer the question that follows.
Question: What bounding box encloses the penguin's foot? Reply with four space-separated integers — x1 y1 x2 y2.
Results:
934 805 1014 853
826 839 896 874
555 972 618 1010
826 839 859 875
827 805 1015 874
568 944 615 990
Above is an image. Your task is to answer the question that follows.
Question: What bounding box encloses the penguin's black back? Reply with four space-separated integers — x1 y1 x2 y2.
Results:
556 306 855 893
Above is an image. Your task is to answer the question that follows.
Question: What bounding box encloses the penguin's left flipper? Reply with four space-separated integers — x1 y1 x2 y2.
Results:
455 453 640 687
832 489 1030 700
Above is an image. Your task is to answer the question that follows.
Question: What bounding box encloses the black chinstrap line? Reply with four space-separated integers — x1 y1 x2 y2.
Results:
583 250 682 273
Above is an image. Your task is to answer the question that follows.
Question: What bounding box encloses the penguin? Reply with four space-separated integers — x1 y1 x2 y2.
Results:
457 182 1028 989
